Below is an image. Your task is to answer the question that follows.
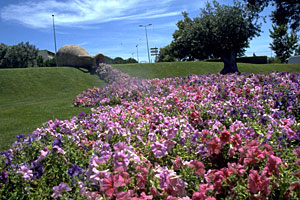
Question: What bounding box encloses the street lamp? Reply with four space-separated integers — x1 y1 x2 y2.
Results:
52 14 57 54
139 24 152 63
136 44 139 63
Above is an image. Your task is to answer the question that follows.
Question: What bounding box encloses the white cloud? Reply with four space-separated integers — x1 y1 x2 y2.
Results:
1 0 180 28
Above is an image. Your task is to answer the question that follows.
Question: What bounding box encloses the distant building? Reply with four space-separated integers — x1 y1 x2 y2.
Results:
287 55 300 64
38 50 55 60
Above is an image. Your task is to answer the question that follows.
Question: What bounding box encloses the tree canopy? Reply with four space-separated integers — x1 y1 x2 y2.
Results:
158 44 176 62
269 24 298 63
245 0 300 31
171 0 261 74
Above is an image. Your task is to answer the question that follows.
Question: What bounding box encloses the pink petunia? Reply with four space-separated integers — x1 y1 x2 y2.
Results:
248 169 271 196
293 147 300 159
101 175 116 198
173 155 182 171
206 136 222 155
230 134 242 150
263 155 282 177
220 130 231 144
187 160 206 177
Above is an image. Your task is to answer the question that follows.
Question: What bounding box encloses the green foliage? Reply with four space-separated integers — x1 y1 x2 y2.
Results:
269 24 299 63
125 58 138 64
44 58 57 67
267 57 281 64
237 56 268 64
0 42 38 68
36 55 45 67
103 56 138 64
171 1 261 61
245 0 300 31
158 44 176 62
0 43 8 63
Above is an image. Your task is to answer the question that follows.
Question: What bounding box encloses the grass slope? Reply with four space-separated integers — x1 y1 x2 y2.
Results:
0 67 104 150
113 61 300 78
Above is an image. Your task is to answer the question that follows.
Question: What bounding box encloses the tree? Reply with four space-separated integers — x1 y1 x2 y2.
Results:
171 1 261 74
0 42 38 68
171 12 196 61
245 0 300 31
0 43 8 68
125 58 138 63
158 44 176 62
36 55 45 67
296 46 300 56
269 24 298 63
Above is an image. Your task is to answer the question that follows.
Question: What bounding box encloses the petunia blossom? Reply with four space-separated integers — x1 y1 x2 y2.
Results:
51 182 72 199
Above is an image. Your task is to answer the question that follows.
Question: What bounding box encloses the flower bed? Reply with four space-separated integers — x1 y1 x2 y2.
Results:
1 66 300 199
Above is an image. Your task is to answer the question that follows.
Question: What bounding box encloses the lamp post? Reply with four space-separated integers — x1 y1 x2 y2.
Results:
52 14 57 54
139 24 152 63
136 44 139 63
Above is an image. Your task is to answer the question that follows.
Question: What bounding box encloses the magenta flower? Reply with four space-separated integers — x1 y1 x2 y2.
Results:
151 141 168 158
206 136 222 155
51 182 72 199
186 160 206 177
293 147 300 158
264 155 282 176
220 130 231 144
101 172 130 198
248 169 271 196
173 155 182 171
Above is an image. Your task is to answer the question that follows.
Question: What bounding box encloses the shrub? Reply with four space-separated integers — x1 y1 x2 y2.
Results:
0 42 38 68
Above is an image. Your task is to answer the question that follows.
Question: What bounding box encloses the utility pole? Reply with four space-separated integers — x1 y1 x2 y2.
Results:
139 24 152 63
136 44 139 63
52 14 57 54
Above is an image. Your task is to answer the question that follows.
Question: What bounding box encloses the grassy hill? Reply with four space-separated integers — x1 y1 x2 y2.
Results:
1 61 300 150
0 67 104 150
112 61 300 78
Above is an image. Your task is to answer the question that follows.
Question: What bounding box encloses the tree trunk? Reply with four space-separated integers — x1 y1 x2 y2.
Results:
220 51 239 74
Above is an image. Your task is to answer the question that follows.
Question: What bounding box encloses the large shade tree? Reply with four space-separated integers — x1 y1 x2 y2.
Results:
171 1 261 74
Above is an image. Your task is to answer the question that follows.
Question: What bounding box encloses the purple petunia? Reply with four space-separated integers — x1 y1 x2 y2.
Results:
51 182 72 199
151 141 168 158
0 151 12 166
0 170 8 184
67 164 84 177
114 151 129 172
17 165 33 180
31 161 44 179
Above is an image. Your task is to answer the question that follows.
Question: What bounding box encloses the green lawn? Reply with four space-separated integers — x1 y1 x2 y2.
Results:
0 67 104 150
1 62 300 150
113 61 300 78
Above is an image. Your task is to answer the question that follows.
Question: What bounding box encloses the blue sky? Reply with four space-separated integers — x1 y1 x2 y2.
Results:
0 0 274 62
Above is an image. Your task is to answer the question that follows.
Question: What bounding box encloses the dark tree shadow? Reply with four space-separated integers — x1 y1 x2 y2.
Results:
67 66 97 75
